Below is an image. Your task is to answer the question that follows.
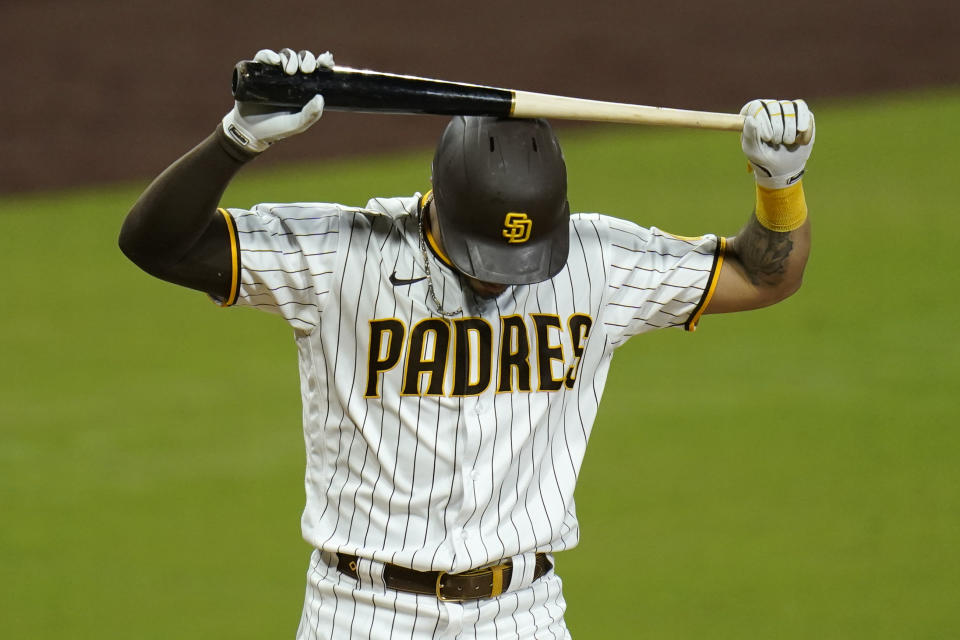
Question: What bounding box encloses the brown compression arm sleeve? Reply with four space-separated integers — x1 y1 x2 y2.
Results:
118 124 258 299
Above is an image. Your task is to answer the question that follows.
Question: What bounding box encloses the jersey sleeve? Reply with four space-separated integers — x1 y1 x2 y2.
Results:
601 218 725 343
218 202 342 332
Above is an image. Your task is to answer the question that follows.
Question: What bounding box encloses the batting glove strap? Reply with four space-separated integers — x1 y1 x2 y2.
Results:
741 99 815 190
221 109 271 153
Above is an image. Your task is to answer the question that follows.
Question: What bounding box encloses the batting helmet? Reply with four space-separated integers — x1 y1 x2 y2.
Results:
430 116 570 285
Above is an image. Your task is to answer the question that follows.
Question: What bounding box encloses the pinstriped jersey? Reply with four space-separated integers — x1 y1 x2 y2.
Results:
220 193 723 573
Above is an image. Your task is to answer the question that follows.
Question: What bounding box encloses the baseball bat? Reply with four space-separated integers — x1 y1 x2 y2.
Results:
231 61 748 134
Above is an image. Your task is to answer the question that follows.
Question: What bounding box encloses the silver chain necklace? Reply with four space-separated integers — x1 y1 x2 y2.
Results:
418 203 462 317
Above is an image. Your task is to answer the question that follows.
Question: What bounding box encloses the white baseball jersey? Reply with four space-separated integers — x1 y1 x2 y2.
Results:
218 193 723 575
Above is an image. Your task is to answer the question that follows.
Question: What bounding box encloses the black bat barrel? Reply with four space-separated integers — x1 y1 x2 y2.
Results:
232 61 514 117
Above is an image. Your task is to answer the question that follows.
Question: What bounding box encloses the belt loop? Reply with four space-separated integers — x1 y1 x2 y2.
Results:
506 552 537 593
490 564 506 597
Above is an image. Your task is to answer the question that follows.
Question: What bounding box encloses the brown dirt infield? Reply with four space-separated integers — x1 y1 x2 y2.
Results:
3 0 958 194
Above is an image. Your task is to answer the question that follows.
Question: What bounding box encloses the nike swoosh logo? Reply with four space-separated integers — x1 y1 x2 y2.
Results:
389 271 427 287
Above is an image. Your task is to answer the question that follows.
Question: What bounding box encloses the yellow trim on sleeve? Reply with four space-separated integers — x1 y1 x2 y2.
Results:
756 181 807 232
217 207 240 307
686 237 726 331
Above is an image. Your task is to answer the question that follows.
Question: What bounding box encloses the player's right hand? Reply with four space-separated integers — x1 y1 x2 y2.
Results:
740 99 815 190
221 48 334 153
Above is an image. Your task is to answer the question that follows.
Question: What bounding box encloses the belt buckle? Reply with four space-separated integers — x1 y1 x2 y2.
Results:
435 563 509 602
435 570 455 601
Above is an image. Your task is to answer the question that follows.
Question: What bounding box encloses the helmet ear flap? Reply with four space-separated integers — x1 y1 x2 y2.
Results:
431 116 570 285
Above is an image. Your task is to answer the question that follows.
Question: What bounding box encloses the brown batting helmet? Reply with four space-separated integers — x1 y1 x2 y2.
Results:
430 116 570 285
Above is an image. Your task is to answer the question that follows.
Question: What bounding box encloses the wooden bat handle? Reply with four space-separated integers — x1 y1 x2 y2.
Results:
512 92 814 144
511 90 745 131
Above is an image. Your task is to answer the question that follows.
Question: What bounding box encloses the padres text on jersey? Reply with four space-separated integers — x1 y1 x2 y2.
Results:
364 313 593 398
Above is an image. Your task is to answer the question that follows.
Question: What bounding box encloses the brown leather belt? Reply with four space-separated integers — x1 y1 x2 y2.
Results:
336 553 551 602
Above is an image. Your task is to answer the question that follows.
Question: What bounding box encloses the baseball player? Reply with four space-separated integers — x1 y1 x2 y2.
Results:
119 48 814 639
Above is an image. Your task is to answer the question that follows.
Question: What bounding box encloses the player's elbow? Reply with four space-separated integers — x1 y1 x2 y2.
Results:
118 212 172 279
118 218 137 260
770 272 803 304
118 216 149 268
778 251 809 301
757 266 805 308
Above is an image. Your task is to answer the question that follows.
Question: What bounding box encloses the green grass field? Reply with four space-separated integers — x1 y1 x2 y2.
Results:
2 89 958 638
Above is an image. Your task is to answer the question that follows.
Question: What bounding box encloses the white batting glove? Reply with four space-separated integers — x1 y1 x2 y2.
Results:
222 48 335 153
740 99 815 189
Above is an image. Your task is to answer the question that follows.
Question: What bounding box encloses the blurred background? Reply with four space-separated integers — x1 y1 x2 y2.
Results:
4 0 959 194
2 1 958 638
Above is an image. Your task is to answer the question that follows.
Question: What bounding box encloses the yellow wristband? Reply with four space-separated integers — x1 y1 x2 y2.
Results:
755 181 808 232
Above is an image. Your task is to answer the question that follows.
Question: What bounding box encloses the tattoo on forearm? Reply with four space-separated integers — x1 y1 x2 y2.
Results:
737 214 794 287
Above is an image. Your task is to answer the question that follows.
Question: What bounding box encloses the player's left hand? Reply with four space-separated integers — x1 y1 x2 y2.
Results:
740 99 815 189
221 48 335 153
